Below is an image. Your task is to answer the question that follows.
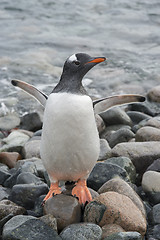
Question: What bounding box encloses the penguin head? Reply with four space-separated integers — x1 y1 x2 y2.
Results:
53 53 106 94
62 53 106 80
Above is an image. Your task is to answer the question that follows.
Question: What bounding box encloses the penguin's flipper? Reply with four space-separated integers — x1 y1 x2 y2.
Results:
93 94 145 114
11 79 48 107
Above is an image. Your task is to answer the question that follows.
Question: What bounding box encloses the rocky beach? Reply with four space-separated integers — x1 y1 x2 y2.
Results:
0 0 160 114
0 85 160 239
0 0 160 239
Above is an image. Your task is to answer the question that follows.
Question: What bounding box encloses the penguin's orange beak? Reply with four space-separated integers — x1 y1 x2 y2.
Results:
86 57 106 64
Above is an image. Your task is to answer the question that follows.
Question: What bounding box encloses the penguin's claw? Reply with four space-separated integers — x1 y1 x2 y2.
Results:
42 182 62 206
71 179 92 205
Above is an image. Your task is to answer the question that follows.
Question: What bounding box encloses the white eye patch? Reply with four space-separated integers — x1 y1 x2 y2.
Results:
68 54 77 62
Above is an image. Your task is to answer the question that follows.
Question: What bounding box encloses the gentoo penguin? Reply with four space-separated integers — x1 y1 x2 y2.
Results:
11 53 145 205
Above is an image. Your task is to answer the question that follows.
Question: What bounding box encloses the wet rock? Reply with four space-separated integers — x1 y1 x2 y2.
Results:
39 214 57 232
148 203 160 225
100 129 115 141
2 215 61 240
100 125 132 145
133 116 160 133
0 200 26 220
15 157 46 180
104 231 142 240
102 224 125 239
146 227 155 240
132 119 149 133
0 152 21 168
105 157 136 183
2 131 30 146
43 170 50 186
0 214 14 235
146 159 160 172
22 139 41 159
84 192 146 236
127 103 155 117
19 112 42 132
0 130 30 153
98 178 146 217
144 116 160 129
104 124 131 132
0 98 18 110
89 188 99 200
142 171 160 205
9 183 48 209
110 142 160 173
0 186 11 201
60 222 102 240
33 129 42 136
0 102 9 117
16 172 43 185
127 111 151 124
147 85 160 103
129 138 135 142
17 129 34 138
32 158 46 179
142 171 160 192
135 126 160 142
26 209 38 217
152 224 160 240
27 158 49 184
31 194 45 218
0 113 20 131
29 135 41 141
4 160 39 188
143 201 152 216
100 107 132 126
106 128 135 148
3 168 21 188
147 192 160 205
101 124 131 139
15 160 38 175
0 165 11 185
87 162 128 191
98 139 111 161
95 114 106 134
0 131 5 139
43 194 81 231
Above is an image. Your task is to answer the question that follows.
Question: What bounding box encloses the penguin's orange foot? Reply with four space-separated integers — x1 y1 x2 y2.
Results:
71 179 92 205
42 182 62 206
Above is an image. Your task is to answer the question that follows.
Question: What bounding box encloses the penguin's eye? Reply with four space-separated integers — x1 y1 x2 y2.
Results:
74 60 80 66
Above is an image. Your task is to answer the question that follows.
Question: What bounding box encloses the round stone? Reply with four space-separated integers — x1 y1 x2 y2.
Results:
43 194 82 231
2 215 61 240
147 85 160 103
100 107 132 126
135 126 160 142
142 171 160 193
0 200 26 220
98 178 146 217
60 222 102 240
87 162 129 191
84 192 147 236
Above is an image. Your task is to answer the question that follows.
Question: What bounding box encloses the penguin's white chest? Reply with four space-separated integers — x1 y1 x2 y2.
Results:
40 92 100 182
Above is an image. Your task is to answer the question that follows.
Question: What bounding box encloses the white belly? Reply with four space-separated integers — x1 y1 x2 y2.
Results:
40 92 100 182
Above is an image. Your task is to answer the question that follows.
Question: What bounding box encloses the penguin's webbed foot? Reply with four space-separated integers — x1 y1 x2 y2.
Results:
42 182 62 206
71 179 92 206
